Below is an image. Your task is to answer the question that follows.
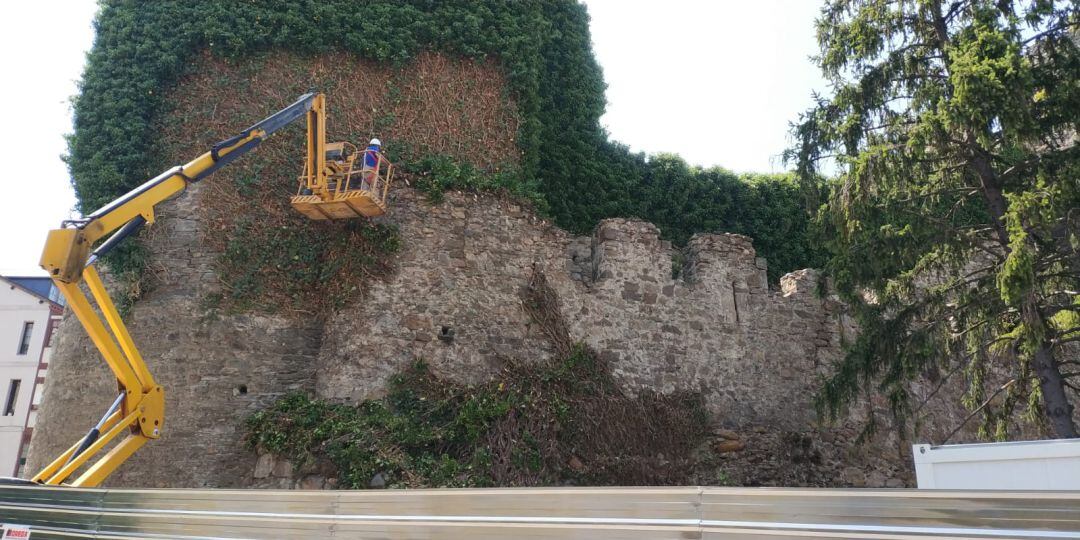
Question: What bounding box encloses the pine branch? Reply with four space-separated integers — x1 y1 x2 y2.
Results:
941 379 1016 444
913 358 967 417
1052 335 1080 347
942 0 972 24
896 185 980 203
1022 22 1075 46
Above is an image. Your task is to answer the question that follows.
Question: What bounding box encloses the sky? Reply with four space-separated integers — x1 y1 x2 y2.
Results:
0 2 96 275
585 0 828 171
0 0 827 276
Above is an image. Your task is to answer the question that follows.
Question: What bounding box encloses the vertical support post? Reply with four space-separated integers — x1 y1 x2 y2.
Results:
305 94 328 199
382 162 393 203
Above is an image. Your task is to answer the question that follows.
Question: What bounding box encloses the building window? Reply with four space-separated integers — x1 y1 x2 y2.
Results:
3 380 20 416
17 322 33 355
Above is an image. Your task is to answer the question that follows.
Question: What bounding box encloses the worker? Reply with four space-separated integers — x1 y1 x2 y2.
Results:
357 138 382 190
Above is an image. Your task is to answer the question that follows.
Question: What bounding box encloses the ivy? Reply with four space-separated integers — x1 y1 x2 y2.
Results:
216 218 400 313
72 0 824 297
402 154 535 206
246 347 712 488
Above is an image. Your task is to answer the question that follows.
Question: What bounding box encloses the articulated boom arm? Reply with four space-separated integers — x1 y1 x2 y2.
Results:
34 93 321 487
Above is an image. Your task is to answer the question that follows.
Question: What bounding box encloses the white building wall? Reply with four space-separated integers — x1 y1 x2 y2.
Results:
0 282 54 477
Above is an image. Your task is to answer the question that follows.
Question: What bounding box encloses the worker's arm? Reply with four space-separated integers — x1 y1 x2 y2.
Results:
33 92 320 487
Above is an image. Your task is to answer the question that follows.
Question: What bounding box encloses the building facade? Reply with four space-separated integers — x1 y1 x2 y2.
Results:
0 276 62 477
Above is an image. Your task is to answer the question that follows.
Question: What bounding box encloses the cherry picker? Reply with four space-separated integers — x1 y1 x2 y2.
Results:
32 93 391 486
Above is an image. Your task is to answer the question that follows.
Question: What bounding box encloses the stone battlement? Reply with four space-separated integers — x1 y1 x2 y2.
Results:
591 220 765 285
28 186 934 490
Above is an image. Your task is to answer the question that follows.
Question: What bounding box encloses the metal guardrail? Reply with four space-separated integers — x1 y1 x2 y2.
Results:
1 485 1079 539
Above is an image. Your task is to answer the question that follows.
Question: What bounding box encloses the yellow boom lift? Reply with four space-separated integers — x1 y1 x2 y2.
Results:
33 93 391 487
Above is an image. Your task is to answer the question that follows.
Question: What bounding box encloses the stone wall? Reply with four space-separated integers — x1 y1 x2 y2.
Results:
312 188 913 488
29 185 956 488
320 192 851 426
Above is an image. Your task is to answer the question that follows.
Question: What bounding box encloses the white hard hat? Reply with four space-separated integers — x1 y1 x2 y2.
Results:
369 138 381 146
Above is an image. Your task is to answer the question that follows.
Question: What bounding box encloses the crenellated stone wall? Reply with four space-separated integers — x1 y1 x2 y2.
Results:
28 185 957 489
314 193 849 431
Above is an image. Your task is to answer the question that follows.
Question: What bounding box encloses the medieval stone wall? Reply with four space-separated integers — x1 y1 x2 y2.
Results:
27 185 963 488
321 191 850 427
310 188 915 488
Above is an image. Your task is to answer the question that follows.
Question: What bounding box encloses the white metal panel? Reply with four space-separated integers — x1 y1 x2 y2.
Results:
914 439 1080 490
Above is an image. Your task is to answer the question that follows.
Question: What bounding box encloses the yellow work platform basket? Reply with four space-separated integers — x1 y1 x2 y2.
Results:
290 142 394 220
288 94 394 220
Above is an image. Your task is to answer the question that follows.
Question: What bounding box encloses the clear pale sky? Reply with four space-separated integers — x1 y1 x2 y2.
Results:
0 0 826 276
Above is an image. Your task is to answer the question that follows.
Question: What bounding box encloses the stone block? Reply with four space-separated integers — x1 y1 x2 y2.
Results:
714 439 746 453
253 454 274 479
299 475 326 490
369 472 387 488
714 429 740 441
402 314 429 331
841 466 866 487
271 459 293 478
568 455 585 472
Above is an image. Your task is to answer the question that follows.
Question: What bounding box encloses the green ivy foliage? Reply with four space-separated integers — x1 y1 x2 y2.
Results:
403 154 534 205
246 363 510 489
633 154 824 282
217 218 400 312
246 347 711 488
71 0 822 285
70 1 552 213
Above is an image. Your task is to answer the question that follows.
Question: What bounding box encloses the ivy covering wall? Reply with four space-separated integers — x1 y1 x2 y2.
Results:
69 0 822 285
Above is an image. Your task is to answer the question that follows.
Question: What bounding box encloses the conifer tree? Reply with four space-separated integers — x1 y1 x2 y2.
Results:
790 0 1079 438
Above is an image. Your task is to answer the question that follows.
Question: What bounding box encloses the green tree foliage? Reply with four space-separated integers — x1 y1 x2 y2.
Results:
790 0 1080 438
70 0 822 287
